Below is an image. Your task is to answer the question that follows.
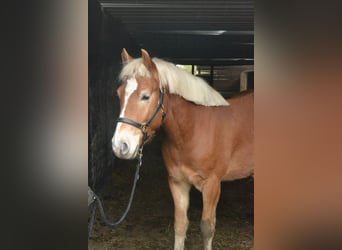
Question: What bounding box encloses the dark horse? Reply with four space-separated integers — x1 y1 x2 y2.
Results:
112 48 253 250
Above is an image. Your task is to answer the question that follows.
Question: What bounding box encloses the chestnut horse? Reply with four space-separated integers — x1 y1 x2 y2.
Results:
112 48 253 250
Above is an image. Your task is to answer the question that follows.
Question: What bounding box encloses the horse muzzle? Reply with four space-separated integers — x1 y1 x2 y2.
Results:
112 130 140 159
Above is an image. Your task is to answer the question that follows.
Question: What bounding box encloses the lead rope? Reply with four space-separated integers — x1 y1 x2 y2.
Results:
88 146 144 240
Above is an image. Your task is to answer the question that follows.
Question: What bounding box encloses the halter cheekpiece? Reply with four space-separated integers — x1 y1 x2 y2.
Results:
116 87 166 145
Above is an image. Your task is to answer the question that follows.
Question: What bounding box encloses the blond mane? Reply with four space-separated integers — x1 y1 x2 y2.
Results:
119 58 229 106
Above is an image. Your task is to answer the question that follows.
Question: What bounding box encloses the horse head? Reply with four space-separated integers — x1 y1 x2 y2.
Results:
112 48 166 159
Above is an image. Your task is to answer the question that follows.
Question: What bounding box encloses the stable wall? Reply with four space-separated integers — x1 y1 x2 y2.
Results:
88 0 139 190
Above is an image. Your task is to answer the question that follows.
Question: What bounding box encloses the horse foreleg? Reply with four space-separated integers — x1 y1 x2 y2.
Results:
200 177 221 250
168 177 191 250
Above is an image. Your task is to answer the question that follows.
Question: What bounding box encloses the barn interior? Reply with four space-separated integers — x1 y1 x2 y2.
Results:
89 0 254 248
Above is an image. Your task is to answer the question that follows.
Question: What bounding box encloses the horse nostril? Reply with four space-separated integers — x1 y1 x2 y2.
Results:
120 142 129 155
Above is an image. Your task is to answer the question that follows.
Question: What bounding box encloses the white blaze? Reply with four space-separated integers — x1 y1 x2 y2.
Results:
112 78 140 158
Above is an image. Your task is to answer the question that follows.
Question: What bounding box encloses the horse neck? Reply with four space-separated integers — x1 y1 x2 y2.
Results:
162 93 198 143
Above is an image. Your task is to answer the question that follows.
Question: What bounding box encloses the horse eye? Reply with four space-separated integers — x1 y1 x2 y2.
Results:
141 94 150 101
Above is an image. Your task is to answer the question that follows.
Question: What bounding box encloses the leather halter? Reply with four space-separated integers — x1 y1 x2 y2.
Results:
116 87 166 144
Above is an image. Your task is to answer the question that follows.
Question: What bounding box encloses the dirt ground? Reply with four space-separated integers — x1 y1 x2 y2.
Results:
89 134 254 250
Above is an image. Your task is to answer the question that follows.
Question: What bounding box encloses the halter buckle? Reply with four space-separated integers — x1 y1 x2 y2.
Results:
161 104 166 121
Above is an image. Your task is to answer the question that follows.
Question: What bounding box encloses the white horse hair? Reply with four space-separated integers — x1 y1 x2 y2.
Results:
119 58 229 107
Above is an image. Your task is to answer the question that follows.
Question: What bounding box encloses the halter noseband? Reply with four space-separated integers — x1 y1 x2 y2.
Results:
116 87 166 144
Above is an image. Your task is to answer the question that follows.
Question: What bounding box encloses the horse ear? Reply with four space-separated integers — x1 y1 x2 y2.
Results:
141 49 156 71
121 48 133 64
141 49 159 80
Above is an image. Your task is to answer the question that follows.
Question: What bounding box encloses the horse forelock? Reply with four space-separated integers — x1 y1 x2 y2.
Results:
119 58 152 82
119 57 229 106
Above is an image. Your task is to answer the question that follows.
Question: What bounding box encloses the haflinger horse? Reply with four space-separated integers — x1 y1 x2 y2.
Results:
112 48 253 250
